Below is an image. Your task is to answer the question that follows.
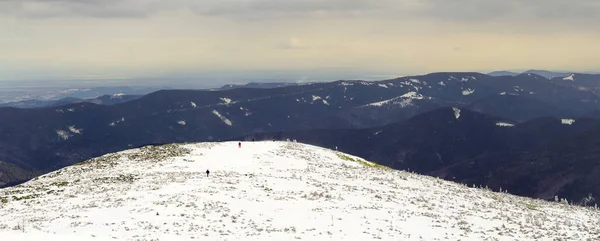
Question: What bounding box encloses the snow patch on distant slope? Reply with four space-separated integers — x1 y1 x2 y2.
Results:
378 84 388 88
177 120 186 126
462 88 475 96
438 81 446 86
56 130 71 140
109 118 125 127
401 92 425 99
212 110 233 126
496 122 515 127
499 92 506 95
220 97 232 105
311 95 330 105
561 119 575 125
111 93 125 99
68 125 82 134
563 74 575 81
409 79 421 84
190 102 197 108
364 92 428 108
513 86 523 92
452 107 461 119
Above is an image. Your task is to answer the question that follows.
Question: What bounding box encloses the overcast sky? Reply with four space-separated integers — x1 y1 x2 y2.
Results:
1 0 599 86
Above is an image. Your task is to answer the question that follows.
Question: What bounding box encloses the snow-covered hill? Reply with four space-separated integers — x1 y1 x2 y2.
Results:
1 142 599 240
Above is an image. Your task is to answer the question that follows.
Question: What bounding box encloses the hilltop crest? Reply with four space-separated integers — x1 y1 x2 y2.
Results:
1 141 599 240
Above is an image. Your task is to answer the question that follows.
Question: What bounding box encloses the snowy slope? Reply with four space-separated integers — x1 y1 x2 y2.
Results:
1 142 599 240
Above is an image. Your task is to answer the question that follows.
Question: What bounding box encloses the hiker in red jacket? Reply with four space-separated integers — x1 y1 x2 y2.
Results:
238 142 241 148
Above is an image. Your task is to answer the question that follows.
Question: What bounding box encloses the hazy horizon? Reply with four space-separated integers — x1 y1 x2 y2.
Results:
2 0 600 86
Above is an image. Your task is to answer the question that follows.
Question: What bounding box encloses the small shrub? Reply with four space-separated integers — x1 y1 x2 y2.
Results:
50 181 69 187
12 194 38 201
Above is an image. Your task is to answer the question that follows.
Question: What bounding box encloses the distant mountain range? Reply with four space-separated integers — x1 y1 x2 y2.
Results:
216 82 304 90
0 94 142 108
488 69 579 79
3 71 600 206
0 86 163 106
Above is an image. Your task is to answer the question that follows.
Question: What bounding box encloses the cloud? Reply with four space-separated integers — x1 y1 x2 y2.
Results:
0 0 161 18
1 0 599 29
1 0 599 82
280 37 306 50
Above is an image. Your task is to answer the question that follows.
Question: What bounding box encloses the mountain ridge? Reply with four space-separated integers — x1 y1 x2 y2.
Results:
3 71 600 203
1 141 598 240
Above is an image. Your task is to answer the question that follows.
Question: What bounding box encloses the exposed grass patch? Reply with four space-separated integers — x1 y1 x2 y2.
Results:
1 197 7 204
524 203 538 211
12 194 39 201
50 181 69 187
336 154 392 170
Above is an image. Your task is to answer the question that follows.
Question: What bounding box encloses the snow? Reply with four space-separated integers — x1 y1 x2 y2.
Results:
400 91 424 99
563 74 575 81
377 84 388 88
190 102 197 108
212 110 233 126
2 141 598 241
496 122 515 127
513 86 523 92
462 88 475 96
311 95 329 105
109 118 125 127
363 92 427 108
220 97 232 105
561 119 576 125
68 125 82 134
177 120 186 126
438 81 446 86
452 107 461 119
111 93 125 99
409 79 420 84
55 130 71 140
500 92 506 95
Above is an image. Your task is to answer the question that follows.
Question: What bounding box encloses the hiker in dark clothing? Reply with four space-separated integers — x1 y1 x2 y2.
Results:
252 138 255 142
238 141 241 148
206 169 210 177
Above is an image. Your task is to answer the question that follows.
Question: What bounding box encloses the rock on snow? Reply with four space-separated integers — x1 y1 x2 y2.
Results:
1 142 599 240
